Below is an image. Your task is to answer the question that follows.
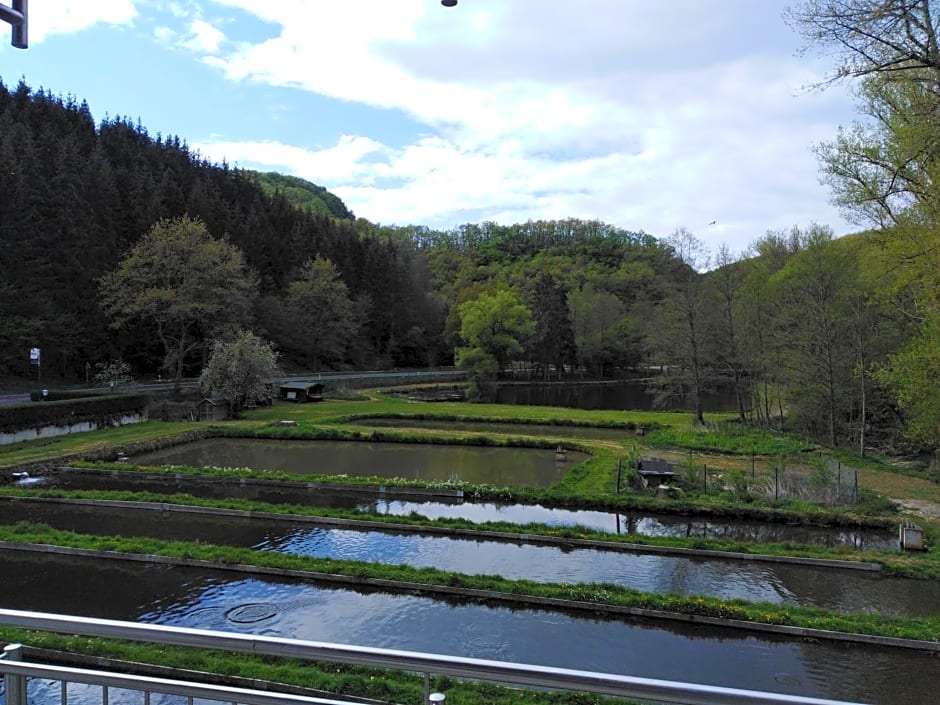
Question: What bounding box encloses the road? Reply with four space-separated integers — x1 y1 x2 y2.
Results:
0 369 466 406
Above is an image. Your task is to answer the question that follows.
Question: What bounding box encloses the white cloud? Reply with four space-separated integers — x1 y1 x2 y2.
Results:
29 0 138 44
193 135 387 183
183 0 856 253
180 18 225 53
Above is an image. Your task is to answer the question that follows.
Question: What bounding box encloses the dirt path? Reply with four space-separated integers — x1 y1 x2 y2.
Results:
856 466 940 522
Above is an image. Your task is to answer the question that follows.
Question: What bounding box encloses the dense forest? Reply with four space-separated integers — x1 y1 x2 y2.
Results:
0 74 935 455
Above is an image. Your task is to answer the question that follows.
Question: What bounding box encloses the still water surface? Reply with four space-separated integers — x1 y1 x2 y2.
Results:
130 438 586 488
46 470 898 550
494 379 738 411
0 552 935 705
0 499 924 615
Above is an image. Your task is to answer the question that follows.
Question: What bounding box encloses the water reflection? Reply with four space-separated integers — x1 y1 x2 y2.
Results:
45 470 897 550
363 498 898 551
0 552 935 705
0 500 927 616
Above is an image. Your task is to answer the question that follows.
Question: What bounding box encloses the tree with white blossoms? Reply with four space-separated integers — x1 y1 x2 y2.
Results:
200 330 281 417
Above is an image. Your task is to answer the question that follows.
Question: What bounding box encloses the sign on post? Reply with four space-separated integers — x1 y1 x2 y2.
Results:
29 346 41 385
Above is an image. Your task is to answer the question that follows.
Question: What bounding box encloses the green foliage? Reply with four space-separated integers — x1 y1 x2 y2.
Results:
272 258 359 372
456 288 535 390
200 330 281 415
876 317 940 447
246 171 354 219
99 216 257 387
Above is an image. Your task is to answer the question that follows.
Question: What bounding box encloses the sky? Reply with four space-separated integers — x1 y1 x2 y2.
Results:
0 0 861 255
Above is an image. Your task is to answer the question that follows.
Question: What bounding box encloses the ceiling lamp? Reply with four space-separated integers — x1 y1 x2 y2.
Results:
442 0 457 6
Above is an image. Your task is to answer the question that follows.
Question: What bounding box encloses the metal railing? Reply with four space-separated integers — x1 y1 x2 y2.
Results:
0 609 868 705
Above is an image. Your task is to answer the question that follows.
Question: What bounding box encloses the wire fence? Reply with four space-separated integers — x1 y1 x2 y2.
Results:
631 454 860 507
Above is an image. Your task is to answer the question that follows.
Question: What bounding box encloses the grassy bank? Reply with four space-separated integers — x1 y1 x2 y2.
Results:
3 521 940 642
0 627 627 705
0 487 906 568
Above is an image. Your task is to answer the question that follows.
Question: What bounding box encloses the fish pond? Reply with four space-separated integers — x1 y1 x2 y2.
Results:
43 469 898 551
0 499 923 615
0 551 936 705
129 438 587 488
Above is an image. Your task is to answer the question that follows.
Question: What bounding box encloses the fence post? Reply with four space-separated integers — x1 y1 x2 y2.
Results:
703 464 707 494
616 458 622 494
774 466 779 501
3 643 26 705
429 693 446 705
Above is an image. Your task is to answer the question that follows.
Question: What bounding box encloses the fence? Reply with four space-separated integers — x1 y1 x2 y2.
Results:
630 452 861 506
0 609 868 705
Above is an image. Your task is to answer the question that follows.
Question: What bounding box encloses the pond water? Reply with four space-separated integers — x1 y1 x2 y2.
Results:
0 551 936 705
0 499 924 615
363 498 899 551
45 470 898 551
129 438 587 488
494 379 738 411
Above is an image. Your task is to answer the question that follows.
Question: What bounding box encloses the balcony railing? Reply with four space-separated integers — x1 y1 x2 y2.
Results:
0 609 868 705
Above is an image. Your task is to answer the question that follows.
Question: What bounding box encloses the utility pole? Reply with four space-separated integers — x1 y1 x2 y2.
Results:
0 0 27 49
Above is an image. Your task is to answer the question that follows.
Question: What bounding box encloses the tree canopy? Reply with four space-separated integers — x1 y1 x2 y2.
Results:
200 330 281 416
99 215 256 388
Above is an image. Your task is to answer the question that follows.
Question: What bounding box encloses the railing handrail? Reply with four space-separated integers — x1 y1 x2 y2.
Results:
0 658 361 705
0 609 869 705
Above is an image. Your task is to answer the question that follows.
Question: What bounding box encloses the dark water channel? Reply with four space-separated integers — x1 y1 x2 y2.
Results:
45 470 898 551
0 551 937 705
494 379 738 411
0 499 927 615
130 438 586 488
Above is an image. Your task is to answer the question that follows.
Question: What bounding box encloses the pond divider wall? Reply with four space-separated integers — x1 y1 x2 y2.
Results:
0 540 928 653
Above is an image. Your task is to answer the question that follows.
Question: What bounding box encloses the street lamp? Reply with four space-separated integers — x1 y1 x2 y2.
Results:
0 0 26 48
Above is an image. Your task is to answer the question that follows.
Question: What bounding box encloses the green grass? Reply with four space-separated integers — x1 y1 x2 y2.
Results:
0 487 902 565
0 627 631 705
3 521 940 643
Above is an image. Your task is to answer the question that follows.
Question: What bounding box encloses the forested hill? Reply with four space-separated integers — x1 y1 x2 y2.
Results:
1 79 932 453
246 171 354 220
0 79 440 377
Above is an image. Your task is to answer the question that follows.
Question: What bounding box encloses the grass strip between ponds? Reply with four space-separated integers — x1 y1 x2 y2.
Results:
0 487 915 573
66 458 901 527
0 628 633 705
3 521 940 644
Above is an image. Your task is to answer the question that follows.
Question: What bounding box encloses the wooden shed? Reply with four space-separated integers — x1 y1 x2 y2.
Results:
279 381 325 403
195 396 230 421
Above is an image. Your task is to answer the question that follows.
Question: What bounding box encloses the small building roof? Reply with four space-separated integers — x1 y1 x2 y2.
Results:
279 381 325 391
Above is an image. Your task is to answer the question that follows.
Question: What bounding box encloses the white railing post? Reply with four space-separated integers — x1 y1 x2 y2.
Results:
2 643 27 705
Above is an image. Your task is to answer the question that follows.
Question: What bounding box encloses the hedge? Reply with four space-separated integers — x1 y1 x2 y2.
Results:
0 395 150 433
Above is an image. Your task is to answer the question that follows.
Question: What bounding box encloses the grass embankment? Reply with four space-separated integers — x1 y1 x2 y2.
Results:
0 487 908 570
3 521 939 643
0 627 625 705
